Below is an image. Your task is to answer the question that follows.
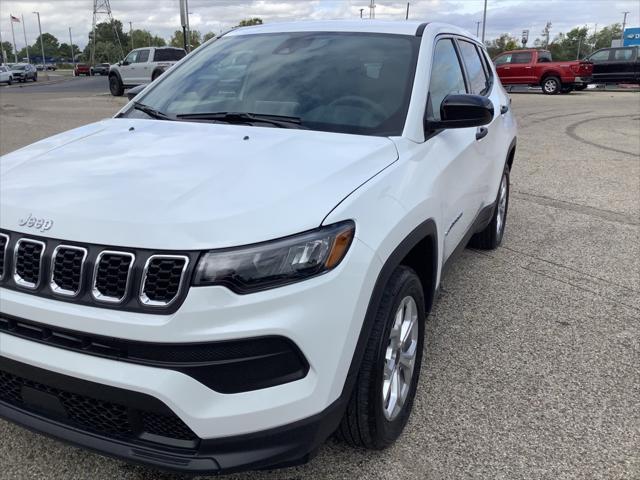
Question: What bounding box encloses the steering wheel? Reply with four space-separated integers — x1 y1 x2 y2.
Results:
328 95 388 120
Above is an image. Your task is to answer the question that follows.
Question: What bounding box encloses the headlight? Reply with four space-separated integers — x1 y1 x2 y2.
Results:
193 221 355 293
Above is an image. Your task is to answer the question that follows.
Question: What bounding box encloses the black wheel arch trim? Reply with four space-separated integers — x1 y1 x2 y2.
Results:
342 218 438 399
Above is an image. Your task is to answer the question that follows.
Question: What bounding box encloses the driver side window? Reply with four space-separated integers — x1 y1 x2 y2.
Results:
426 38 467 122
124 51 138 64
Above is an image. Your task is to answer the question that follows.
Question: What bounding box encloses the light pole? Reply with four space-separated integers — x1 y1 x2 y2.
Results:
621 11 630 41
481 0 487 43
129 21 133 50
21 14 30 63
406 2 410 20
360 8 364 19
476 21 481 37
33 11 46 74
69 27 75 64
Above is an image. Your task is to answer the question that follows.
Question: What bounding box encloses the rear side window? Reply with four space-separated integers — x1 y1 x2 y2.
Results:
136 50 150 63
614 48 634 60
537 51 552 63
426 38 467 122
589 50 610 62
511 52 532 64
458 40 489 95
154 49 187 62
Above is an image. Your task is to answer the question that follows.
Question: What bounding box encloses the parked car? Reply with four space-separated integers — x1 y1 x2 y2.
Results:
493 49 593 94
91 63 110 76
585 45 640 84
35 63 57 71
108 46 186 95
0 65 14 85
9 63 37 82
0 21 517 475
73 63 91 76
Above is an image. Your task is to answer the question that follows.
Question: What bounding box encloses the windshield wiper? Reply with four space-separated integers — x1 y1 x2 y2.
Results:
175 112 304 129
133 102 172 121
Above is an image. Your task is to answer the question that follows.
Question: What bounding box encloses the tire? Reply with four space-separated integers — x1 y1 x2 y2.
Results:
541 76 561 95
337 265 425 449
7 78 12 85
469 165 510 250
575 84 588 91
109 74 124 96
33 74 37 82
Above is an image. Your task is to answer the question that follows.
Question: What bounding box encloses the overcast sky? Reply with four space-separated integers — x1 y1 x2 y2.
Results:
1 0 638 50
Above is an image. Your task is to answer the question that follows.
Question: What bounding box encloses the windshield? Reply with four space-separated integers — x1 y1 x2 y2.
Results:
11 65 26 71
129 32 420 136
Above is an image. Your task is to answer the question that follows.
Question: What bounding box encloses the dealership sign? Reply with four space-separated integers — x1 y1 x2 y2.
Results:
623 27 640 46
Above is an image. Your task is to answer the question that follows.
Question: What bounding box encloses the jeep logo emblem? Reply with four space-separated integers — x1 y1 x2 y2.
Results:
18 213 54 232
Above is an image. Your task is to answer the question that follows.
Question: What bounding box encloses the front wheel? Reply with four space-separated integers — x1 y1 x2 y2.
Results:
469 166 510 250
541 76 561 94
109 75 124 96
337 265 425 449
33 74 37 82
7 78 12 85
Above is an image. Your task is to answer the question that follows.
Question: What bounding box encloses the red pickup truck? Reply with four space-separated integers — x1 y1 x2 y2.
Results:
493 49 593 94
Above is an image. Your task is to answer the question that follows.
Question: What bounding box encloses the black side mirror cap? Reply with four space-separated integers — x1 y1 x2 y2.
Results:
426 94 494 131
126 84 145 101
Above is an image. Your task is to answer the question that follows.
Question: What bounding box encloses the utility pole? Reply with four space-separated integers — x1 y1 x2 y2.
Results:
129 21 133 50
406 3 410 20
369 0 376 19
33 11 46 72
621 11 630 40
481 0 487 42
360 8 364 19
476 21 481 37
69 27 75 64
21 14 30 63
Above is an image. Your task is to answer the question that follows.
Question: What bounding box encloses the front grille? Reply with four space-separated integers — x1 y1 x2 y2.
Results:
92 251 135 303
51 246 87 296
14 239 45 289
0 230 195 313
0 367 198 444
0 233 8 280
141 255 189 306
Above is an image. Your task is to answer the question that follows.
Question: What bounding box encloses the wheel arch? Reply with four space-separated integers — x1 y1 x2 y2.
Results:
108 69 123 83
540 70 561 82
341 218 438 398
507 137 517 171
151 68 164 81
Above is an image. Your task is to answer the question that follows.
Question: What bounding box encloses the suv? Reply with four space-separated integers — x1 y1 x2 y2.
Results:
9 63 37 83
109 46 187 96
586 46 640 84
0 22 516 475
0 65 13 85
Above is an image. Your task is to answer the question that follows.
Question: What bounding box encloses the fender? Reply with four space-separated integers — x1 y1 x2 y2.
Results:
340 218 438 399
108 69 123 84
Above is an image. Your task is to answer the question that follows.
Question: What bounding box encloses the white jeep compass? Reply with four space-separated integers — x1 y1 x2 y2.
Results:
0 21 517 474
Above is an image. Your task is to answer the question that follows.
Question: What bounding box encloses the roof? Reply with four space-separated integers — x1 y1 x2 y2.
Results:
226 20 428 36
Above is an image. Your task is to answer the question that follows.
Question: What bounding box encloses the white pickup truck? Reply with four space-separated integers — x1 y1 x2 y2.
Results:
108 46 186 96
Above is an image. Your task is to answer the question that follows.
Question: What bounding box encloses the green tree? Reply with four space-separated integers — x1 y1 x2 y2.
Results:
130 29 166 49
203 31 217 42
58 42 80 61
1 41 13 62
170 29 201 49
485 34 519 57
548 26 589 60
84 19 127 61
237 18 263 27
589 23 622 51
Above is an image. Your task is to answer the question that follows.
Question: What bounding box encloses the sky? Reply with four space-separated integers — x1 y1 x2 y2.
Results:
0 0 638 50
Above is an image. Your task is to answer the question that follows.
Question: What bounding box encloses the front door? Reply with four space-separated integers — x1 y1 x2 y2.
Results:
119 50 139 85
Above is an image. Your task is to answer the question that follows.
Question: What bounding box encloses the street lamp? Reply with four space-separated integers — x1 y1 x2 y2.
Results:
33 11 46 73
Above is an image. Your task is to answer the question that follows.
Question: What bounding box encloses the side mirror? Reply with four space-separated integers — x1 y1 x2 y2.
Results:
126 84 145 101
121 60 128 66
427 94 494 130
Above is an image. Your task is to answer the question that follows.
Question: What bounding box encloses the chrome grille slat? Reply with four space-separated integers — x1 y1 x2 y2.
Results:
140 255 189 307
92 251 135 304
13 239 46 289
50 245 88 297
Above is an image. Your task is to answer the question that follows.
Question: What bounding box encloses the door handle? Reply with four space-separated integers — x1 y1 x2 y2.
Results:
476 127 488 140
500 105 509 114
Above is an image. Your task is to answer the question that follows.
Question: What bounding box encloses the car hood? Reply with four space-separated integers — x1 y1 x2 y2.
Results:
1 118 397 249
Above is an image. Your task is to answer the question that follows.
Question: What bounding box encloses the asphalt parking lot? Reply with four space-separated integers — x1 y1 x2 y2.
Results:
0 82 639 480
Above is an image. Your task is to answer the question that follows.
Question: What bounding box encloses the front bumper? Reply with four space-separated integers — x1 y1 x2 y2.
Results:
0 237 381 470
0 356 346 474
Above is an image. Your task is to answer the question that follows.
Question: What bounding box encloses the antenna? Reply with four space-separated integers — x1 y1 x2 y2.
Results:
91 0 124 66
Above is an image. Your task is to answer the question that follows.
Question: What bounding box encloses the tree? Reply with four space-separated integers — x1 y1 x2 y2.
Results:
131 29 166 49
237 18 263 27
203 31 217 42
170 30 201 49
1 41 12 62
589 23 622 51
58 42 80 61
548 26 589 60
84 19 127 61
485 34 519 57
